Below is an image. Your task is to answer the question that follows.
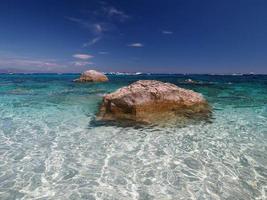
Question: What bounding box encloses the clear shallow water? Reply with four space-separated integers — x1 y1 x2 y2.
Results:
0 74 266 200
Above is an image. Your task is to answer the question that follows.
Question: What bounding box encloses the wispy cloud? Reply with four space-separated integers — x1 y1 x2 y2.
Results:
104 6 129 22
99 51 109 54
66 5 129 33
0 55 97 73
66 17 107 34
83 36 102 47
87 2 130 22
93 23 104 34
0 57 62 68
66 3 129 49
66 17 111 48
65 17 91 29
72 54 94 60
72 61 93 67
162 30 173 34
128 43 144 47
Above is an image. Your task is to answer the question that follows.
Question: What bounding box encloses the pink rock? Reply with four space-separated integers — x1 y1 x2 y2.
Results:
97 80 211 124
74 70 108 82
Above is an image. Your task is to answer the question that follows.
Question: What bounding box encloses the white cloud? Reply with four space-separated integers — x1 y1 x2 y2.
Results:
72 54 94 60
128 43 144 47
162 30 173 34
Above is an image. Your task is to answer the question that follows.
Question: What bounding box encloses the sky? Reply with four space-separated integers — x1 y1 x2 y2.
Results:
0 0 267 74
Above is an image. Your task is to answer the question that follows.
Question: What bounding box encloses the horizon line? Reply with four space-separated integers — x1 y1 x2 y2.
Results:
0 72 266 75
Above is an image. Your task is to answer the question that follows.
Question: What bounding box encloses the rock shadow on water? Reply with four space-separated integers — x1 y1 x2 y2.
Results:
89 108 213 129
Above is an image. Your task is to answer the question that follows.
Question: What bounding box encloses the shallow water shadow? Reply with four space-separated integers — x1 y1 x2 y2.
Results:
89 112 214 129
89 117 150 129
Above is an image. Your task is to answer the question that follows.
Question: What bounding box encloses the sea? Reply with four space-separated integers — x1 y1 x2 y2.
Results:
0 74 266 200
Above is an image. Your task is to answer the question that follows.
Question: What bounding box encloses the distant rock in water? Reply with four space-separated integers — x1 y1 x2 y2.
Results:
180 79 215 86
97 80 211 125
74 70 108 82
185 78 197 83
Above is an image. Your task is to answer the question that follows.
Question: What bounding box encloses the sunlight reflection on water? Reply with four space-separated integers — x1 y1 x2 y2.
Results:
0 74 266 199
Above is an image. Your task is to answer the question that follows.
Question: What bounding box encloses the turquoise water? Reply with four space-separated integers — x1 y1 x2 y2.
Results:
0 74 266 200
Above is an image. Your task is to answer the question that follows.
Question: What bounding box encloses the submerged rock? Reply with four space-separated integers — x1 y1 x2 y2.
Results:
74 70 108 82
97 80 211 125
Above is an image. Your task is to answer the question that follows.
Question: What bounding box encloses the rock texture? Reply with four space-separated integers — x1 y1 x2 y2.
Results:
74 70 108 82
97 80 211 125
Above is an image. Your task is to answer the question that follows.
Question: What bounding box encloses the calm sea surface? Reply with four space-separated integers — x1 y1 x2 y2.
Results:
0 74 266 200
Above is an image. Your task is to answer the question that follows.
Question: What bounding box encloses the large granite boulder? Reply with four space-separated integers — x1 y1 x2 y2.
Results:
97 80 211 125
74 70 108 82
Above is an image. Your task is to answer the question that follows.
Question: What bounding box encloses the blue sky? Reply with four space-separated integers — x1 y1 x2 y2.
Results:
0 0 267 73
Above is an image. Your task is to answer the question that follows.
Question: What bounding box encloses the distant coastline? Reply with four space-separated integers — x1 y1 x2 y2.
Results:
0 72 266 75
